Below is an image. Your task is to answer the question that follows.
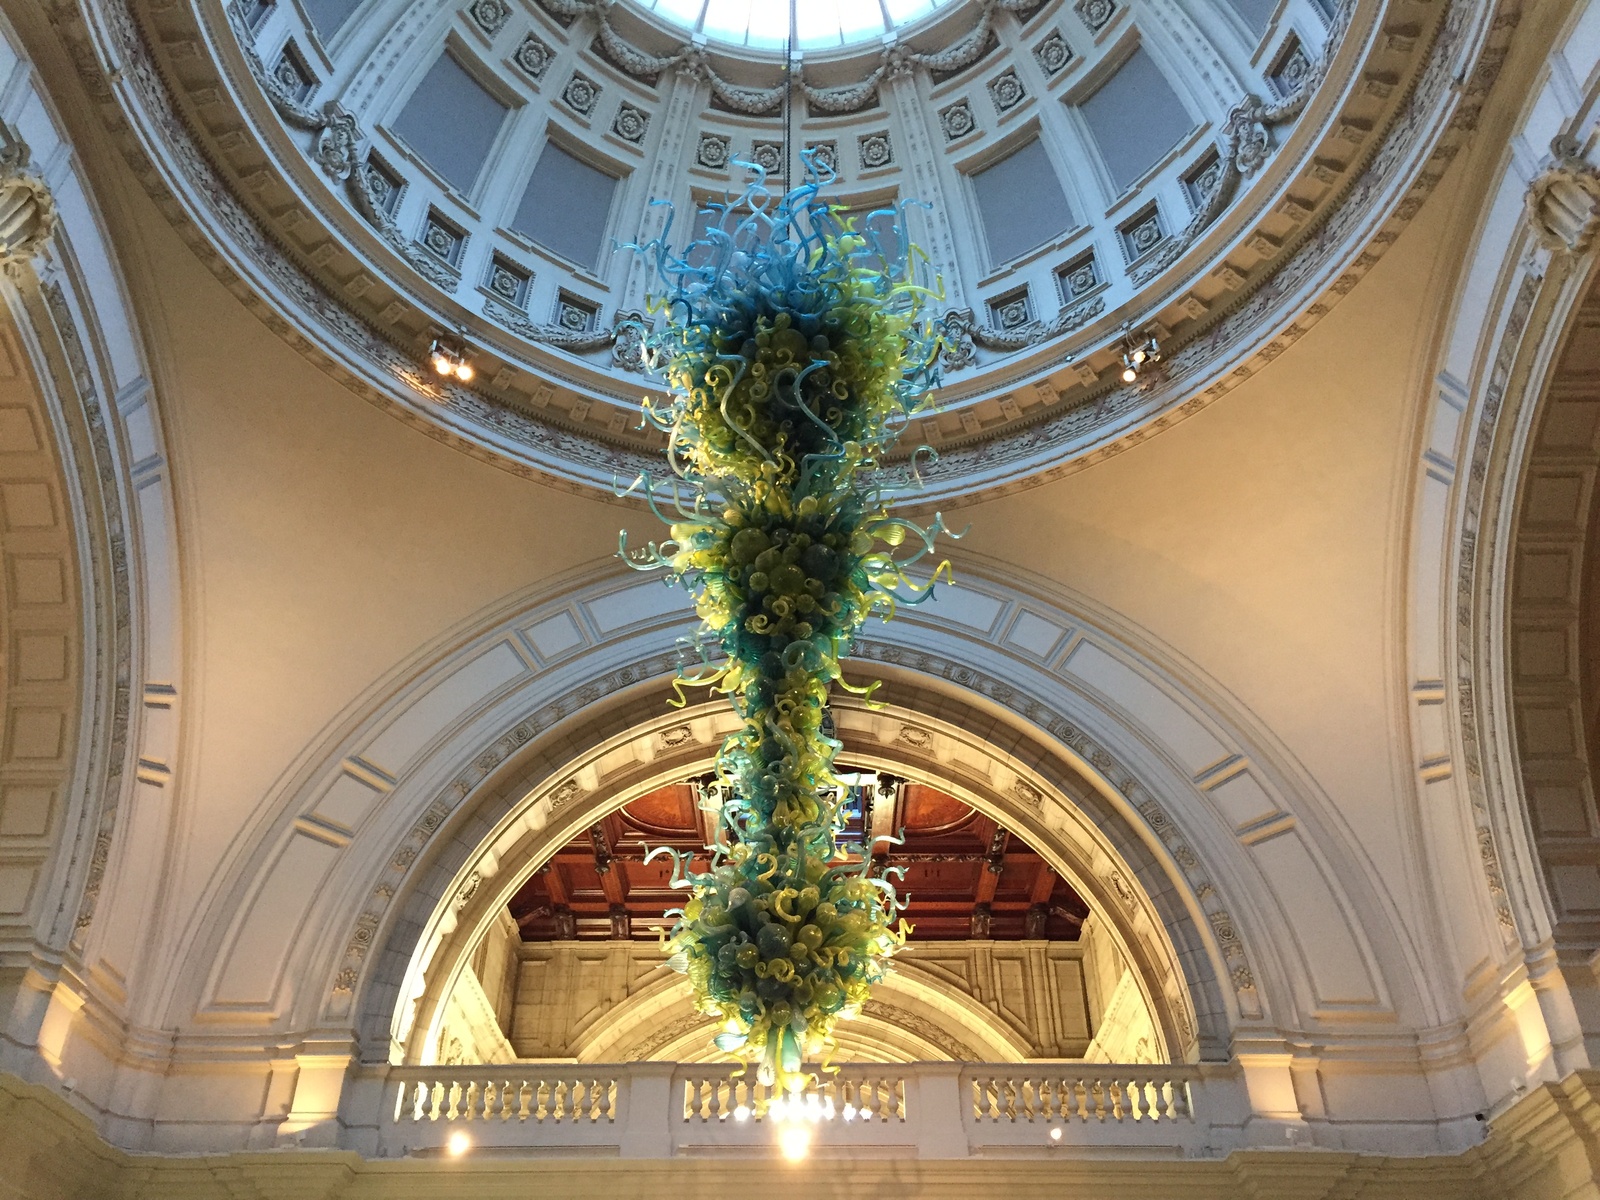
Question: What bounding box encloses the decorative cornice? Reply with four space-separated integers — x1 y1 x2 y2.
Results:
46 0 1517 505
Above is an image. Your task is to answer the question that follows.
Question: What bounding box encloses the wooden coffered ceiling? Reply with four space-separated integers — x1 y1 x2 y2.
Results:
508 777 1089 943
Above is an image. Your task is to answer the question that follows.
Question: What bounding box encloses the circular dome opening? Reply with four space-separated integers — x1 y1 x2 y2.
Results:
633 0 957 49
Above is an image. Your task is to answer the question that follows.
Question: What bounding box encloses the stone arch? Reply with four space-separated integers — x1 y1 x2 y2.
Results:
167 547 1427 1116
563 952 1037 1066
382 687 1215 1073
0 5 186 1097
1400 0 1600 1114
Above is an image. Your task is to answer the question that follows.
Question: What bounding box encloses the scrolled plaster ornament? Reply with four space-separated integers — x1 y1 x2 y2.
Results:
1221 96 1272 176
1525 135 1600 255
0 137 56 265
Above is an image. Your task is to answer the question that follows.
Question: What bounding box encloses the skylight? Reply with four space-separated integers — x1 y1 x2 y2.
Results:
634 0 953 49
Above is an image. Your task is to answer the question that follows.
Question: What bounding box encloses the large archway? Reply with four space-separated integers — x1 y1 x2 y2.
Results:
404 697 1188 1073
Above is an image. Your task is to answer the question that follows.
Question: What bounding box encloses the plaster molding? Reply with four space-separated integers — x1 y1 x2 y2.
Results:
37 0 1522 503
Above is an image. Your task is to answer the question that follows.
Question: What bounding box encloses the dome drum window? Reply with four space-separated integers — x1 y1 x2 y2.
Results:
511 141 623 273
300 0 360 44
189 0 1448 497
970 135 1075 268
388 51 512 199
1076 46 1197 196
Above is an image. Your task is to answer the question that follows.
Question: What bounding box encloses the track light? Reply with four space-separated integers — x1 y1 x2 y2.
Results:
1119 331 1162 384
428 334 475 382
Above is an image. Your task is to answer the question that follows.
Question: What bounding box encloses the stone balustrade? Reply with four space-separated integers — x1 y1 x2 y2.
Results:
350 1061 1237 1159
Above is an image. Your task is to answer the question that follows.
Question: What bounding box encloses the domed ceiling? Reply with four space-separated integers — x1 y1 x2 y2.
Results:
73 0 1512 499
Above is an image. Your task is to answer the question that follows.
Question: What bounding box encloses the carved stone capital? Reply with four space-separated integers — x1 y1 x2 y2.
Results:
0 136 56 264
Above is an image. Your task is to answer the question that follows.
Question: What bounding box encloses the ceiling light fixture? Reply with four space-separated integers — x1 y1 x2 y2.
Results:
1119 330 1162 384
428 334 475 383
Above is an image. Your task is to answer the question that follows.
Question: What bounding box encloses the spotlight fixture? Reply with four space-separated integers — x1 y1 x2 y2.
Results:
1119 331 1162 384
428 334 475 383
446 1129 472 1157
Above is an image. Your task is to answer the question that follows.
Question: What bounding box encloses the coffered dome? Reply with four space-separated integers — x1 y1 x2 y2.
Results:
131 0 1462 497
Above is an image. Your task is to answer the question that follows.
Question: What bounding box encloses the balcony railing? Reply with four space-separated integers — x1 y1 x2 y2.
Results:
348 1061 1239 1159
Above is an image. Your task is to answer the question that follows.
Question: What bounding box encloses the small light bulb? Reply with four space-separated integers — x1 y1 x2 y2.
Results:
778 1124 811 1162
432 354 453 376
1049 1125 1063 1142
842 1104 856 1122
454 361 475 382
446 1129 472 1156
1121 366 1138 384
734 1104 750 1121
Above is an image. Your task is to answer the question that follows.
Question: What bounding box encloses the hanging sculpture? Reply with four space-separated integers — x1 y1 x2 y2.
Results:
620 156 959 1095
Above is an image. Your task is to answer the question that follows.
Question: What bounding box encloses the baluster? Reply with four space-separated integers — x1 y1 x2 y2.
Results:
1173 1078 1192 1120
428 1079 444 1121
894 1076 905 1120
535 1078 550 1122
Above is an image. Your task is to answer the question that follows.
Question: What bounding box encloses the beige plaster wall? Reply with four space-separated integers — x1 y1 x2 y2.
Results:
111 188 632 965
948 185 1457 969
